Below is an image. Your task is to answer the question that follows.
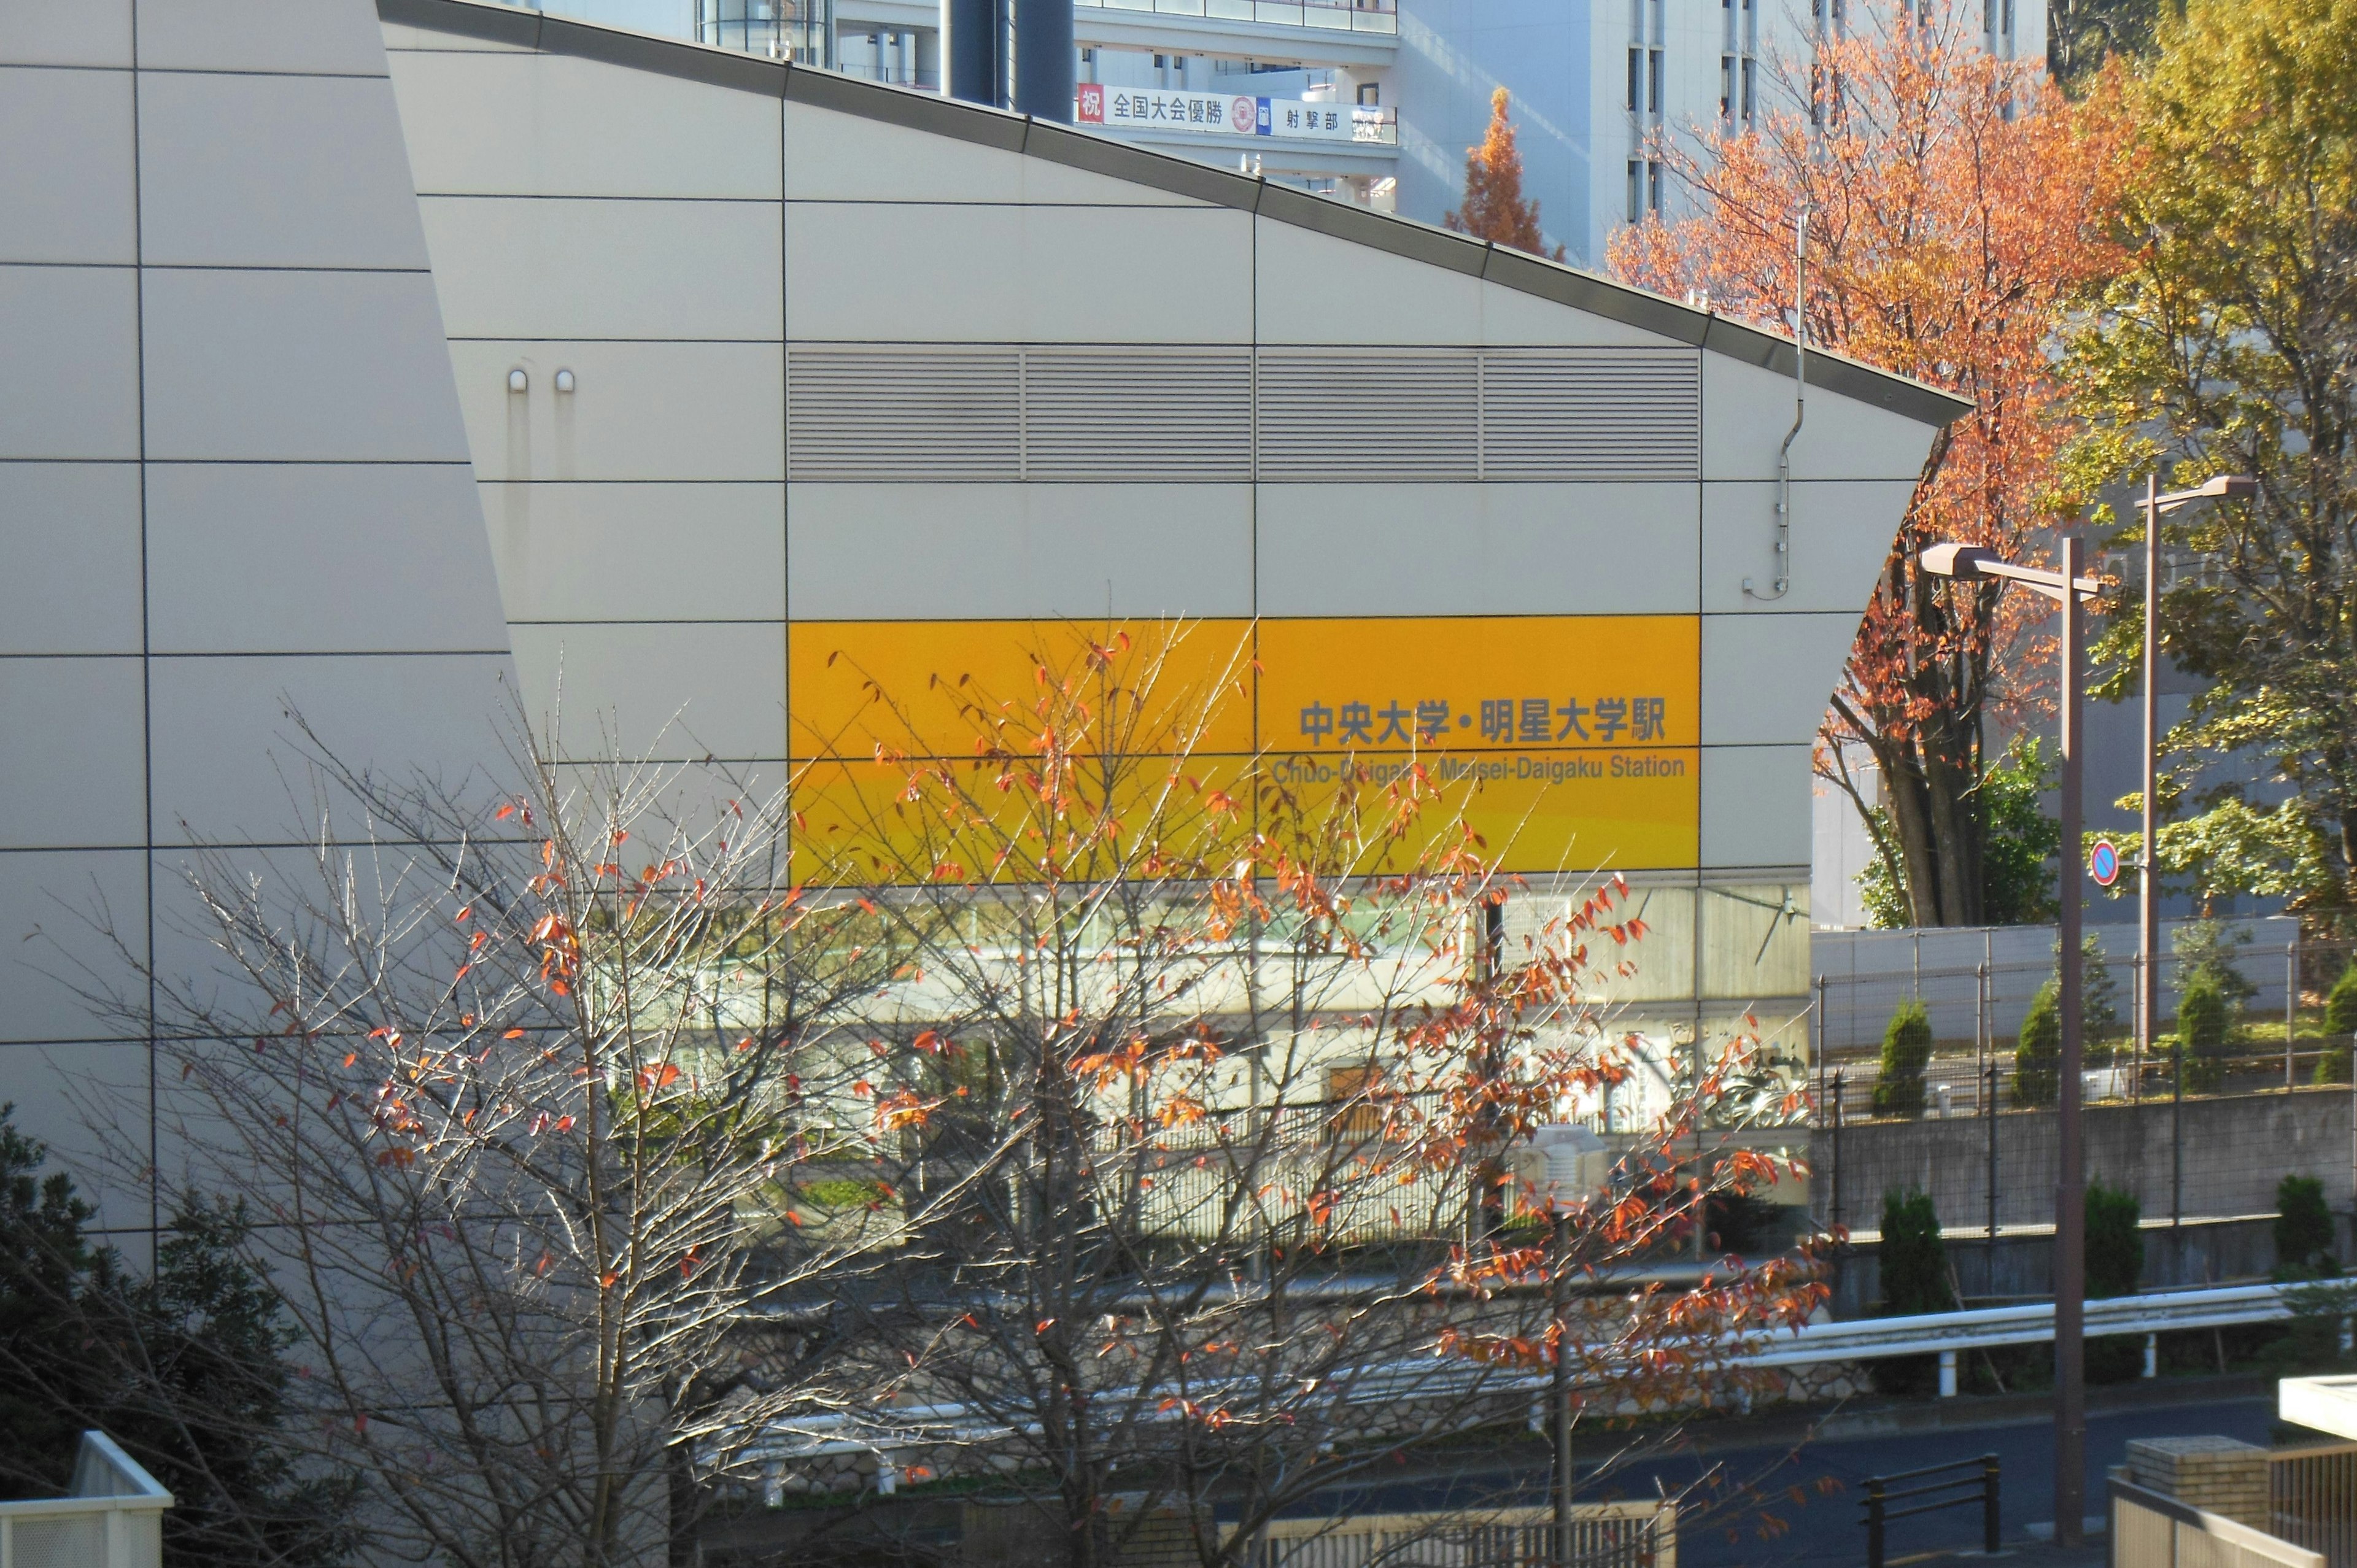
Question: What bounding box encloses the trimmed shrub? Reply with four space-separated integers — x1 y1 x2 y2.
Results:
2177 976 2230 1094
1875 1189 1954 1396
1873 1000 1934 1118
2086 1180 2146 1383
2014 980 2061 1108
2318 964 2357 1084
2277 1174 2340 1280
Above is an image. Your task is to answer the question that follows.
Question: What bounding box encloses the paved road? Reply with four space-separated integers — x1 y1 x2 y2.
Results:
1280 1392 2278 1566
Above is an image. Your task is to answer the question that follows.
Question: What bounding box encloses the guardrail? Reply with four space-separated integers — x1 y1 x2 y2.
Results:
0 1432 174 1568
1074 0 1401 33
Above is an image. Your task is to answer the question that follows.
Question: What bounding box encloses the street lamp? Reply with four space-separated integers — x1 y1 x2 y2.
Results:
2131 476 2258 1200
1919 535 2103 1548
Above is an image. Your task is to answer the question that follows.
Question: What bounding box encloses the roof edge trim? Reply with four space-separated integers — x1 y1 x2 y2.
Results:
381 0 1971 428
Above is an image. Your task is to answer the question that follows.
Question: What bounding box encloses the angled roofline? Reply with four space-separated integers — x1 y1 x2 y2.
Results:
380 0 1972 429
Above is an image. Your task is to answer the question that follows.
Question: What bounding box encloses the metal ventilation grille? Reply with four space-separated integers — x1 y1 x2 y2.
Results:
1256 350 1480 481
1023 349 1252 481
1482 350 1700 480
789 347 1021 481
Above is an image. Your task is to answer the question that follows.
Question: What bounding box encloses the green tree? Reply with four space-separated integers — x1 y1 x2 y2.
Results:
0 1111 352 1566
2320 962 2357 1083
1873 1000 1935 1118
2173 919 2256 1006
2276 1174 2340 1280
2068 0 2357 921
2015 979 2063 1106
1857 736 2063 929
2176 975 2231 1094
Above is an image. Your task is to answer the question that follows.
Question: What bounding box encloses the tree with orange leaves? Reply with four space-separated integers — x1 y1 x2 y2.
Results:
1444 87 1565 261
1610 0 2131 925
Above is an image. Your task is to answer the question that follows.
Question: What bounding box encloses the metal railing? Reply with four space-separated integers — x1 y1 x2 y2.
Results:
0 1432 174 1568
1862 1454 1998 1568
2113 1475 2323 1568
1740 1281 2299 1369
1075 0 1401 34
2272 1443 2357 1568
1250 1502 1674 1568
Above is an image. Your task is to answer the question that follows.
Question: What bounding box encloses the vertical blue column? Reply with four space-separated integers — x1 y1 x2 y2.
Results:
1013 0 1074 120
943 0 1004 106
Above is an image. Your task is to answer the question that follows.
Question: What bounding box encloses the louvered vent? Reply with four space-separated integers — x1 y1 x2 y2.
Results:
1482 350 1699 480
1024 349 1252 481
789 347 1021 481
1256 350 1480 481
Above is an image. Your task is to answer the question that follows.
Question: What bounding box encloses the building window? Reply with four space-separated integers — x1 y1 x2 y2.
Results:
1648 158 1663 214
1720 55 1734 117
1627 159 1643 222
1647 48 1662 115
1627 47 1643 110
1741 55 1755 120
1357 81 1379 106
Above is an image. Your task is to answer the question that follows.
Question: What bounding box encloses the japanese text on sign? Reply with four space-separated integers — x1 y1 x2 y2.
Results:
1295 695 1670 747
1073 85 1356 142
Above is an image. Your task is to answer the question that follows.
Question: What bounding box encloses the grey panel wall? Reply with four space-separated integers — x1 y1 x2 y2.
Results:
0 0 514 1242
378 17 1943 1026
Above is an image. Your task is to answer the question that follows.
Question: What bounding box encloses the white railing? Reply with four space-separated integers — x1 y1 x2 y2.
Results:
2113 1476 2323 1568
1738 1281 2297 1367
1252 1502 1674 1568
0 1433 174 1568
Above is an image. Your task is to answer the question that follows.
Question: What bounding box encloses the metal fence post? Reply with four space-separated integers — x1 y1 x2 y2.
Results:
1987 1061 1999 1251
1866 1476 1886 1568
1982 1453 2002 1555
1831 1068 1845 1230
2289 933 2302 1091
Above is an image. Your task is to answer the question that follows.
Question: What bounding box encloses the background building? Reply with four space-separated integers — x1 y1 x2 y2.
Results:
494 0 2046 265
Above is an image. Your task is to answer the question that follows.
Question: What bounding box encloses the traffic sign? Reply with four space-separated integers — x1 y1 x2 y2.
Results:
2089 839 2120 887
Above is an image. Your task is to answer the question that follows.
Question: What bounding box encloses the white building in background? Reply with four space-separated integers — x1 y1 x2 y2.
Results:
499 0 2044 266
1 0 1957 1249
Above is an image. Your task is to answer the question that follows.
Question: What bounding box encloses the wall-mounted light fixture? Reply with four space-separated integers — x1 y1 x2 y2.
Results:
507 368 528 393
554 369 576 394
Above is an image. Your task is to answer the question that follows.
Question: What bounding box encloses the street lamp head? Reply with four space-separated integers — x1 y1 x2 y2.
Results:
2201 474 2260 500
1919 543 2001 579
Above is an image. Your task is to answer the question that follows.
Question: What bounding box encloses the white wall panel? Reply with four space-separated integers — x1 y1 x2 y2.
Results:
507 622 786 761
1255 481 1699 616
145 654 516 844
0 68 135 264
1701 479 1916 614
1700 743 1811 869
783 100 1210 207
390 51 783 199
0 0 131 66
1700 611 1855 747
147 465 506 654
142 270 471 461
1253 219 1484 345
0 465 142 655
0 265 139 459
786 482 1253 619
419 196 783 341
1702 352 1937 482
447 341 784 482
484 481 786 623
783 204 1252 342
0 657 147 848
0 851 147 1043
134 0 390 75
138 74 432 269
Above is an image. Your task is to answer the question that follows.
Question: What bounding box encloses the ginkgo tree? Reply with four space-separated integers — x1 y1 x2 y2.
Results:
1611 0 2131 926
770 624 1827 1568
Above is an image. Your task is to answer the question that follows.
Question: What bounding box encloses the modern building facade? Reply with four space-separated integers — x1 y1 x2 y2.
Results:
0 0 1958 1244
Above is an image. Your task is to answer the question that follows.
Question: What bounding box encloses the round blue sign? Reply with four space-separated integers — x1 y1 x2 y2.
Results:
2089 839 2120 887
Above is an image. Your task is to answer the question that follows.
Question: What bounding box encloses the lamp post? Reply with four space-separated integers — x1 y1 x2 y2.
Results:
1919 535 2102 1547
2131 476 2258 1210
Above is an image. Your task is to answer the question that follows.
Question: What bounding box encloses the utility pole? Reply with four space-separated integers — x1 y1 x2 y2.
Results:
2054 533 2088 1548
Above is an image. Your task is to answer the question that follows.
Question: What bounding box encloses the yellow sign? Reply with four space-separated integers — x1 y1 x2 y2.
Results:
786 617 1698 878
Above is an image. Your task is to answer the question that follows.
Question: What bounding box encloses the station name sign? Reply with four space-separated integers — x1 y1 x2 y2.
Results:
1074 85 1357 142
